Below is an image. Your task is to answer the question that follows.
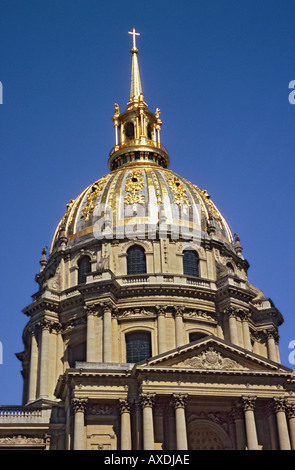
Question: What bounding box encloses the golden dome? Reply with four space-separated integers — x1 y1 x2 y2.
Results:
50 31 234 255
50 163 233 254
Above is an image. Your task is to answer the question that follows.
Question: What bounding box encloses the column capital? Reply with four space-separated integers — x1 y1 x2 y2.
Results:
241 396 257 411
140 393 156 409
224 306 239 318
265 328 279 343
273 397 287 413
238 309 251 321
171 393 188 409
38 318 53 332
173 306 185 317
118 399 131 414
287 404 295 419
99 300 115 314
155 305 167 316
72 397 88 414
37 318 61 333
84 302 99 317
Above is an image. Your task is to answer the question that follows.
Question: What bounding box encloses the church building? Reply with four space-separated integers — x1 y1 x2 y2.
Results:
1 30 295 451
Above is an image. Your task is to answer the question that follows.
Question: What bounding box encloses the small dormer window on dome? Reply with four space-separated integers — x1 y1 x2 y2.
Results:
183 250 199 277
78 255 91 284
127 245 147 275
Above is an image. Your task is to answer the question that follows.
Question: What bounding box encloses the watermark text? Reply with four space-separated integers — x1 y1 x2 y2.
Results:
288 80 295 104
288 340 295 365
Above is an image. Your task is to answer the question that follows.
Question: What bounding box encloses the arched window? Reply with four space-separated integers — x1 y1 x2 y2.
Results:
125 122 135 141
127 245 146 275
226 262 234 274
126 331 151 363
189 332 208 343
183 250 199 277
78 255 91 284
147 123 153 140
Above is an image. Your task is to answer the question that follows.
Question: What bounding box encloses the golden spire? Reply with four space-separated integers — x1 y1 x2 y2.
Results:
127 28 143 109
108 30 169 171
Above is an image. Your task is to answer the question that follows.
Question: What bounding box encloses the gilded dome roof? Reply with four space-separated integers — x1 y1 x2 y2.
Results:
50 163 234 254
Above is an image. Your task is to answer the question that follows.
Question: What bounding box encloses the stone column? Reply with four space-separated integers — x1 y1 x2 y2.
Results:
101 302 113 362
241 396 259 450
174 306 185 347
48 324 58 398
38 319 51 399
240 311 252 350
231 406 246 450
85 304 97 362
226 308 239 346
55 325 64 380
273 398 291 450
28 328 38 403
72 398 88 450
266 329 279 363
119 399 132 450
171 394 188 450
156 306 167 354
140 393 155 450
112 310 119 362
287 404 295 450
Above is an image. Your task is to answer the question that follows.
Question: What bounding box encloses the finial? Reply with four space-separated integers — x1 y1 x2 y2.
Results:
234 233 243 256
40 247 48 272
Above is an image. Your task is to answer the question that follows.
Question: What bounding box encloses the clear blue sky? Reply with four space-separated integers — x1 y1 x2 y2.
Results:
1 0 295 405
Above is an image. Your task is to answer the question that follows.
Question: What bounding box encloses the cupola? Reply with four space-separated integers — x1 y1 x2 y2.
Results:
108 28 169 171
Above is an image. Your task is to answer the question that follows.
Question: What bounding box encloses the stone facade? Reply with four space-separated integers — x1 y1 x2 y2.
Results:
1 32 294 450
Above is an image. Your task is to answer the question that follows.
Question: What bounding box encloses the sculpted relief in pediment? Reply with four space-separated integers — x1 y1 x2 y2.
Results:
173 347 245 370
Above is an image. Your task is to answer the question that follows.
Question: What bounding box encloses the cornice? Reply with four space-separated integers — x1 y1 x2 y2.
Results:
22 298 60 317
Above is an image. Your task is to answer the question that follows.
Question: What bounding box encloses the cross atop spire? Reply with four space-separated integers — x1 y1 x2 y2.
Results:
128 28 143 108
128 27 140 50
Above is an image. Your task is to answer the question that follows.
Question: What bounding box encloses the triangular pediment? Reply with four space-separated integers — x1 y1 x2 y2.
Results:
136 336 291 374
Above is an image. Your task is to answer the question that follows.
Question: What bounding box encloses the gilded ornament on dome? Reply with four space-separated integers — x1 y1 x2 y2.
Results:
60 199 74 226
124 169 145 206
81 175 109 222
199 189 223 228
166 175 190 209
54 199 74 243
